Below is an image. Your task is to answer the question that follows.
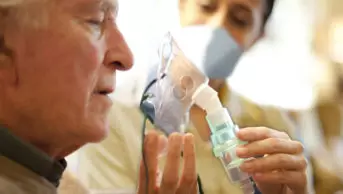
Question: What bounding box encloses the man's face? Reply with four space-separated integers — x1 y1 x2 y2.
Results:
1 0 133 144
179 0 266 49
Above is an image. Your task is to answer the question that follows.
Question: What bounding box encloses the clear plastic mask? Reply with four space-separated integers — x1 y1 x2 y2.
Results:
152 33 208 135
144 26 242 135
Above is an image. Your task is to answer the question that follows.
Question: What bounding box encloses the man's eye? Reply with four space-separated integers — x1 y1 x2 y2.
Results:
84 18 104 37
86 19 103 27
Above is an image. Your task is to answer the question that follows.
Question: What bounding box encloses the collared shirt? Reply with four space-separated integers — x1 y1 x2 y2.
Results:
0 126 67 187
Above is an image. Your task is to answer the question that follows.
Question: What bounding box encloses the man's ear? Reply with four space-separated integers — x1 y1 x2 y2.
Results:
0 33 17 86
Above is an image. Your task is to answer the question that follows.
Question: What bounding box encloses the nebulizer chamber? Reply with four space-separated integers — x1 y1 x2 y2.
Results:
192 84 254 194
151 26 253 193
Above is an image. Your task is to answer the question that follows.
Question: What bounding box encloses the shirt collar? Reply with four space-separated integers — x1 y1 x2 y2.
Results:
0 126 67 187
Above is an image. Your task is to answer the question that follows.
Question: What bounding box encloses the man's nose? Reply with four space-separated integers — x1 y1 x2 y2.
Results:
104 26 134 71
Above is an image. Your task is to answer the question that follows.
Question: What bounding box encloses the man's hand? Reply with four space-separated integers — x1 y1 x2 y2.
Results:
137 131 197 194
236 127 307 194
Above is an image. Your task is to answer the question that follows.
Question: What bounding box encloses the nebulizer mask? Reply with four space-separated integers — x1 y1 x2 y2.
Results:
140 26 241 135
139 25 258 194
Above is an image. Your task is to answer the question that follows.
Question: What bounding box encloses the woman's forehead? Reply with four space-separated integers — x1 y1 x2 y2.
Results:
196 0 264 8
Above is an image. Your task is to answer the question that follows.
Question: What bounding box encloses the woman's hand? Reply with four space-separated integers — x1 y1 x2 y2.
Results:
137 131 197 194
236 127 307 194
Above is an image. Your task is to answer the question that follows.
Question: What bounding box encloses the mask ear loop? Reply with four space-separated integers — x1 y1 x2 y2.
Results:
243 6 264 49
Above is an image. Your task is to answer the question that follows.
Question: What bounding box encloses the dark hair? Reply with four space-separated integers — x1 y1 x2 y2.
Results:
263 0 275 25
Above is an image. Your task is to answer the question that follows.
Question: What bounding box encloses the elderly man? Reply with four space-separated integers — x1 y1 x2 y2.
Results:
0 0 130 193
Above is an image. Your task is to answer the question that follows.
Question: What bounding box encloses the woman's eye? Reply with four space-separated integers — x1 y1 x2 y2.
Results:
200 3 217 13
230 15 250 28
229 5 253 29
197 0 218 13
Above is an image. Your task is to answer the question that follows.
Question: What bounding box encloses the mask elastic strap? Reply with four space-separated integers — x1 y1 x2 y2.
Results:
243 8 264 48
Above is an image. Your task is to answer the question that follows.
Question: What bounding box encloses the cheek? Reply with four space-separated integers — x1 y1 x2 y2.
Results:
14 26 104 106
226 27 246 46
179 2 210 27
225 25 260 49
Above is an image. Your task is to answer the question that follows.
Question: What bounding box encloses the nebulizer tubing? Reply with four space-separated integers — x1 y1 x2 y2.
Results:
192 83 255 194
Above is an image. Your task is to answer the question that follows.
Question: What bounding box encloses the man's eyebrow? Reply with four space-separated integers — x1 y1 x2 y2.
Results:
102 0 118 12
76 0 118 13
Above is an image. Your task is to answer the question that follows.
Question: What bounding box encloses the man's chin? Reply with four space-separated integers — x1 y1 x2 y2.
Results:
83 121 110 143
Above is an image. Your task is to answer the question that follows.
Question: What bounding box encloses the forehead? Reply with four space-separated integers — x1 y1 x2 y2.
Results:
229 0 262 7
196 0 264 8
59 0 118 12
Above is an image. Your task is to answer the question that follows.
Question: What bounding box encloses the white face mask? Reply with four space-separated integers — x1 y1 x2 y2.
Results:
171 25 243 79
141 25 243 135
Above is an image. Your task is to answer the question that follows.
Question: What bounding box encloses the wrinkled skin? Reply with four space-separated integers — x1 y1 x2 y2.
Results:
0 0 133 158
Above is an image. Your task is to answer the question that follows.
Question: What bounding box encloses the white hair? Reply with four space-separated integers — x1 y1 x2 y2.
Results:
0 0 23 7
0 0 50 34
0 0 47 65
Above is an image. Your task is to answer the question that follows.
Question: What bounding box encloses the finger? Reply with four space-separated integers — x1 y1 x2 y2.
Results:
190 181 198 194
237 127 289 142
159 133 183 194
157 135 168 157
253 170 307 193
240 154 307 173
138 161 148 194
138 131 159 194
236 138 304 158
177 134 197 194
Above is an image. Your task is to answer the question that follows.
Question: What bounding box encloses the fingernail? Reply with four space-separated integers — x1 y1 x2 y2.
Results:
169 133 182 144
236 147 248 156
238 128 249 132
253 173 262 178
240 162 252 171
184 133 194 143
156 170 163 186
158 136 168 158
159 135 168 148
236 129 248 139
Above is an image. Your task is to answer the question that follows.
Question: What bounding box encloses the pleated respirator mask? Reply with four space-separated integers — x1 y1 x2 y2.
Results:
140 25 243 135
